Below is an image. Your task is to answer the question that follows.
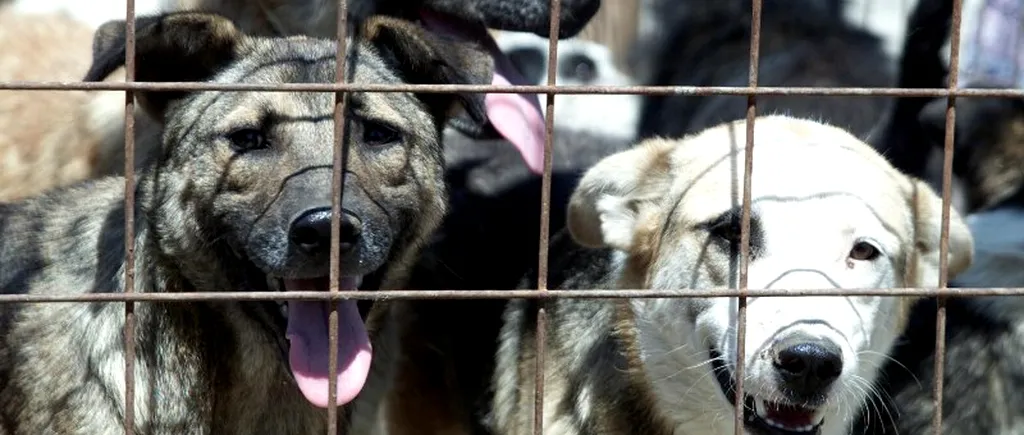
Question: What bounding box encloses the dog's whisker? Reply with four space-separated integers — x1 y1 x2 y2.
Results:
857 349 923 388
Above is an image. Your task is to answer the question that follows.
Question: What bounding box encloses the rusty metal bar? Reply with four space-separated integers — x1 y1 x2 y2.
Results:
536 0 560 297
0 287 1020 304
327 0 350 432
7 81 1024 97
533 0 561 433
933 0 966 432
0 0 1016 434
734 0 763 432
122 0 138 431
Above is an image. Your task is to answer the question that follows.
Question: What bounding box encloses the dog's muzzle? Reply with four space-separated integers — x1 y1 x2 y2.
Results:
710 333 843 435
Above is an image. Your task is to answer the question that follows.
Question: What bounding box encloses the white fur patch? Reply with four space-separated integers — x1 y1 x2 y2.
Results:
493 31 641 141
595 195 638 250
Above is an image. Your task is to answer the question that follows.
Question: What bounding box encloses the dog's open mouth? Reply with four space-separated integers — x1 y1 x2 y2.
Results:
417 9 547 175
273 276 372 409
709 348 825 435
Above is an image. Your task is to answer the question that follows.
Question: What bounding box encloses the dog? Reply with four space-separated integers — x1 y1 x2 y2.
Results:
850 1 1024 431
0 6 164 202
0 0 601 209
479 115 974 435
494 31 641 142
632 0 895 144
0 7 98 201
0 10 494 433
915 90 1024 214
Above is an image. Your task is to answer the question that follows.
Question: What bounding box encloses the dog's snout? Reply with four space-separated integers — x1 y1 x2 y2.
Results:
771 334 843 399
289 207 362 255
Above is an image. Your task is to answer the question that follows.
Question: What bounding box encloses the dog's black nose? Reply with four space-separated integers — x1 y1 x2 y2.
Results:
772 335 843 399
289 207 361 255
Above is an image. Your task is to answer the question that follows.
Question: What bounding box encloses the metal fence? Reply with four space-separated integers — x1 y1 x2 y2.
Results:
0 0 1016 433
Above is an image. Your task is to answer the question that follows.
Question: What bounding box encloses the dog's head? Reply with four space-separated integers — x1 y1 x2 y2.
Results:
174 0 603 174
918 93 1024 213
84 11 491 409
496 31 641 141
567 116 974 434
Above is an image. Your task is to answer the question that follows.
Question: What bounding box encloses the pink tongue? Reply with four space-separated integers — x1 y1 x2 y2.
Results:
485 74 547 174
419 10 547 175
284 278 372 408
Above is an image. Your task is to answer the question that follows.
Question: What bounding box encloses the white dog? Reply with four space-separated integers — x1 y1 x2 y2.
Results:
485 115 975 435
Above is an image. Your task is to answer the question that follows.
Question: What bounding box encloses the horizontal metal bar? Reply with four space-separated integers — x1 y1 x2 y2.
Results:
3 81 1024 97
0 287 1021 303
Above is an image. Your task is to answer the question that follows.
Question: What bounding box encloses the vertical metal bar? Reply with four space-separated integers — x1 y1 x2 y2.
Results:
933 0 964 433
534 0 562 433
122 0 138 432
536 0 560 295
735 0 763 433
328 0 349 433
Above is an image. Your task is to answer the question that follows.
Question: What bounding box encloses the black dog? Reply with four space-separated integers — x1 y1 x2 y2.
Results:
633 0 894 142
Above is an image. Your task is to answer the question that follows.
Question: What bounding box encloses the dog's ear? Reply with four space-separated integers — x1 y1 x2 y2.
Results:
906 177 975 287
84 12 243 122
917 98 951 147
360 16 494 129
567 139 675 251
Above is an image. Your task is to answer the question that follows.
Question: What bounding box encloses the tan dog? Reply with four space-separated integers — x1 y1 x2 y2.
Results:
0 10 494 434
0 6 161 201
485 115 974 435
0 8 108 201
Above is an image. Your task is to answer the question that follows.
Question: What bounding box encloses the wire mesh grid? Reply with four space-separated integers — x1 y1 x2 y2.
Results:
0 0 1003 433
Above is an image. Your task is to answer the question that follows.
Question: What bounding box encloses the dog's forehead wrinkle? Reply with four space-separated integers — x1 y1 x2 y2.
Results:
222 37 402 88
225 41 338 84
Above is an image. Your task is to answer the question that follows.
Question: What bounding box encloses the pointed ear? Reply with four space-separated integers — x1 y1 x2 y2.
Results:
359 16 494 130
567 139 675 251
84 12 243 122
905 177 975 287
917 98 951 147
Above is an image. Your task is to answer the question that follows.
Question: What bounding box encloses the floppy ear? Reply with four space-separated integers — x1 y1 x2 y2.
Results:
83 12 243 122
567 139 675 251
359 16 493 131
906 177 975 287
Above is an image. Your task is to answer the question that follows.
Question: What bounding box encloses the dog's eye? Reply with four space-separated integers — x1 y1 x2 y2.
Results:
710 219 742 245
226 128 269 152
849 241 881 261
363 121 400 146
560 53 598 83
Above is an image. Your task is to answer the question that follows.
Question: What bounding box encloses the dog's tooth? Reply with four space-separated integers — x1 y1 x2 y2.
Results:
280 303 288 318
812 409 826 426
755 399 768 418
